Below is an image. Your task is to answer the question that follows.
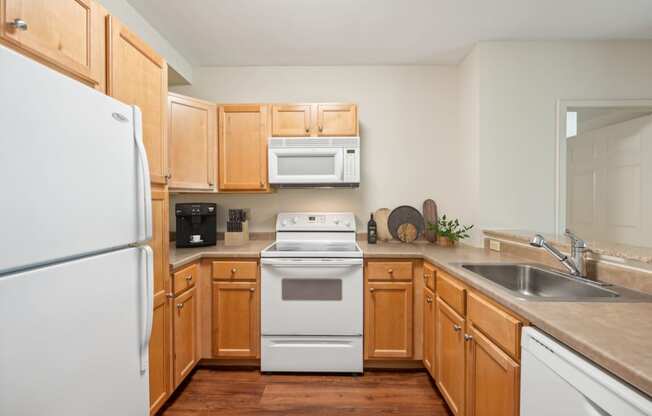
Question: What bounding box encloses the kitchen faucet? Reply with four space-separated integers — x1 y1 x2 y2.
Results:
529 230 587 277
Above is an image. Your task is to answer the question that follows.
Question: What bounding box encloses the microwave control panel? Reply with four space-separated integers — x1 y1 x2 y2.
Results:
343 148 359 182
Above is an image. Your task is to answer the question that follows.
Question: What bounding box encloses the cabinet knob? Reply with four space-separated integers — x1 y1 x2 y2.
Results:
464 334 473 342
387 268 394 274
9 18 28 31
185 275 193 282
305 127 310 133
369 287 375 292
231 268 237 274
166 292 175 299
176 303 184 309
453 324 461 332
318 125 323 132
249 287 255 292
426 297 432 304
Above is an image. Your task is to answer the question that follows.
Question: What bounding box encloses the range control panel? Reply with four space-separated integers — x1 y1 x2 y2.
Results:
276 212 356 232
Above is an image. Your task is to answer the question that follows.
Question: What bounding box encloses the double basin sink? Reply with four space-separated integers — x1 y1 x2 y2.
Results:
458 263 652 302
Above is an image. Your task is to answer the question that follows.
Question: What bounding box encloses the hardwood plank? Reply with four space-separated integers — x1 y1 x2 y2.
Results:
160 369 452 416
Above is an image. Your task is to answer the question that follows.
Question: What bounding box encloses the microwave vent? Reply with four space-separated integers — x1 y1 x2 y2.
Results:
269 137 360 148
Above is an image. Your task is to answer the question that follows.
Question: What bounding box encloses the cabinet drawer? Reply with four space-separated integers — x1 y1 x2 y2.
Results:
437 271 466 316
467 291 522 360
423 262 436 291
212 260 258 281
366 261 413 281
172 263 197 296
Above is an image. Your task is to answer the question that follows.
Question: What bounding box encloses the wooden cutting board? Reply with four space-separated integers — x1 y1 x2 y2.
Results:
423 199 438 243
388 206 425 242
374 208 392 241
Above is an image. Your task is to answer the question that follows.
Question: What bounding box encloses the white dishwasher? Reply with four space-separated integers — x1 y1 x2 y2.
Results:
521 327 652 416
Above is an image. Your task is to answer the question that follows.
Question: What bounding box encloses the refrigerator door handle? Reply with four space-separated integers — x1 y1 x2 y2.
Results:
139 245 154 373
133 106 152 242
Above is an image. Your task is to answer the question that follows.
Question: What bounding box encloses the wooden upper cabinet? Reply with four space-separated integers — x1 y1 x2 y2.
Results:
168 93 217 190
465 325 519 416
422 287 436 378
436 296 465 416
218 104 269 191
316 103 358 136
173 286 197 389
271 104 312 136
365 281 413 359
212 281 259 358
107 16 168 185
0 0 106 88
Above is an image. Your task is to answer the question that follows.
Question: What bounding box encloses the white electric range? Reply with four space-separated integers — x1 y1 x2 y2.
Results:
260 212 363 373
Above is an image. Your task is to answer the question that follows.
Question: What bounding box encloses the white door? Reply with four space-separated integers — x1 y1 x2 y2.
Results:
261 258 363 335
567 114 652 247
0 247 151 416
0 45 151 274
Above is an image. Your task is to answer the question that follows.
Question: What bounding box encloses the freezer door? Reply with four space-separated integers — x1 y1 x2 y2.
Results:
0 247 151 416
0 45 151 274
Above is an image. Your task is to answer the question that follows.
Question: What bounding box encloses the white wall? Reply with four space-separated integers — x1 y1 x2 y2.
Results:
472 41 652 235
170 65 473 235
100 0 193 83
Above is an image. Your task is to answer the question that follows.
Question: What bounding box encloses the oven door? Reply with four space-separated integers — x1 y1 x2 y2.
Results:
261 257 363 335
268 147 344 184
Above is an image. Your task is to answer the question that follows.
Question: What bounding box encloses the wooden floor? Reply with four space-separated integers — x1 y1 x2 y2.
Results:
159 368 453 416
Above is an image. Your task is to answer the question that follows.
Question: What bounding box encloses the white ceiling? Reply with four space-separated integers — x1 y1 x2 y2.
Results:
127 0 652 66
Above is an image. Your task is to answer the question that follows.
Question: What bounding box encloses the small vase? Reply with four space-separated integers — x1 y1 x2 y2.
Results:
436 236 456 247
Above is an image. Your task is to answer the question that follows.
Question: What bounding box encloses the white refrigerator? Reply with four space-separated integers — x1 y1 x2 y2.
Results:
0 45 153 415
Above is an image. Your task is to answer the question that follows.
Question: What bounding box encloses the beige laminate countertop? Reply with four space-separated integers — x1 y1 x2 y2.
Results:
170 239 652 397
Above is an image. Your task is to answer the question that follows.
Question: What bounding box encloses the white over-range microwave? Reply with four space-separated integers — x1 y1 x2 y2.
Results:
268 136 360 187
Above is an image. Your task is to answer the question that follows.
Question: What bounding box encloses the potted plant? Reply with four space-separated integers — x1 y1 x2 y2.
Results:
428 215 473 247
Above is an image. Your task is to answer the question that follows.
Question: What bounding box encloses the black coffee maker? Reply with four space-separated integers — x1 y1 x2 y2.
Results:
175 203 217 248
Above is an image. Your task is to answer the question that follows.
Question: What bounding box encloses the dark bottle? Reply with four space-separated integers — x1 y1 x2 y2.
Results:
367 213 377 244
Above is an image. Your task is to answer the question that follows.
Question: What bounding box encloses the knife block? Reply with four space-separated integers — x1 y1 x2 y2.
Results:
224 220 249 246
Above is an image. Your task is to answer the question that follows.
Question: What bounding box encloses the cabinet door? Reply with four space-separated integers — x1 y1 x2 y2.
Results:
365 281 413 358
271 104 312 136
173 286 197 388
168 93 216 190
0 0 103 86
148 185 171 415
465 325 519 416
107 16 168 185
436 297 465 416
212 281 259 358
218 104 269 191
422 287 436 378
316 103 358 136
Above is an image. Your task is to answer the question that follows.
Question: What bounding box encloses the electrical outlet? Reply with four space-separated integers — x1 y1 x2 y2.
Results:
489 239 501 252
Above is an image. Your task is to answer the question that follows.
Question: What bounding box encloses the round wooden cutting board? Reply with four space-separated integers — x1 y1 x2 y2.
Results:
422 199 438 243
374 208 392 241
397 223 418 243
388 206 425 242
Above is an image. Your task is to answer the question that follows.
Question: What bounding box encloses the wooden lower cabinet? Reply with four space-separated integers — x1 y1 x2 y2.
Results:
173 286 197 388
365 281 413 358
422 287 436 377
435 297 466 416
465 324 519 416
212 281 259 358
149 294 171 414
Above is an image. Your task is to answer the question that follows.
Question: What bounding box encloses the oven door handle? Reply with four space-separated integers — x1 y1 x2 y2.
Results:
261 258 362 267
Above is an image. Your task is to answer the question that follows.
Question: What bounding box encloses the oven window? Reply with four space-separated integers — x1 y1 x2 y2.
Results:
282 279 342 301
277 155 335 175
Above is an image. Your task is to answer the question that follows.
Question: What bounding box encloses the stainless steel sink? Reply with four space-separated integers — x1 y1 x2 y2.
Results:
458 263 652 302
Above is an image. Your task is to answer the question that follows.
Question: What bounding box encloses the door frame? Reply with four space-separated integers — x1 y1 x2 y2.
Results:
554 99 652 235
